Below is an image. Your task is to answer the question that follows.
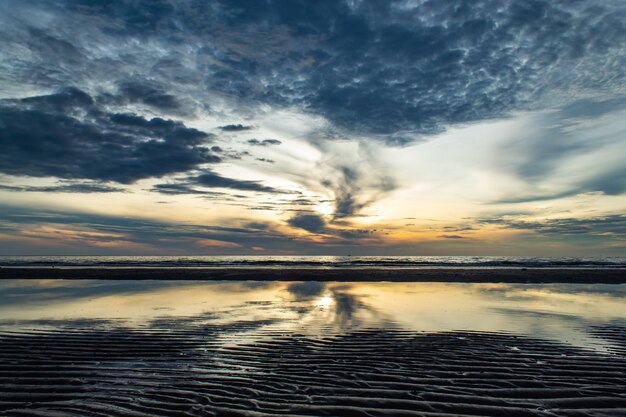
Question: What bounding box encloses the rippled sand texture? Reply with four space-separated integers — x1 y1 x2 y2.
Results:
1 322 626 416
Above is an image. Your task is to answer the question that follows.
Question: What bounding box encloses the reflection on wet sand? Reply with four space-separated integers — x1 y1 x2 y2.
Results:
1 280 626 350
1 280 626 416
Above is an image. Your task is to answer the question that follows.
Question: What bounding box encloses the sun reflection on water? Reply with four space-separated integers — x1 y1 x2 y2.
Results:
315 295 333 309
0 280 625 351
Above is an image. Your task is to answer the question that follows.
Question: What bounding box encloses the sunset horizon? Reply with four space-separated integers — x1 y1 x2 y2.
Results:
2 2 626 416
1 0 625 256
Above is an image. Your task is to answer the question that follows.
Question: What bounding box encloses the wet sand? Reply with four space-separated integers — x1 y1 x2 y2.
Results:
1 276 625 416
2 267 626 283
1 323 625 416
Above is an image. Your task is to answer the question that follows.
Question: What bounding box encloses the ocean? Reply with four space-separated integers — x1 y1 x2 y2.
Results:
1 255 625 268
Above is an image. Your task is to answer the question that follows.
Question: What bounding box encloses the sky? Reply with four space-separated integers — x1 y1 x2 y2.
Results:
0 0 625 256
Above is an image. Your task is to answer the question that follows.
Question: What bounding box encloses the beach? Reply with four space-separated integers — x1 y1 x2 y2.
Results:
2 326 625 416
1 278 625 416
2 267 626 283
2 0 625 414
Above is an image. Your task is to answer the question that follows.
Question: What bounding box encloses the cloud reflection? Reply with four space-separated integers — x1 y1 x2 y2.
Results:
1 280 625 351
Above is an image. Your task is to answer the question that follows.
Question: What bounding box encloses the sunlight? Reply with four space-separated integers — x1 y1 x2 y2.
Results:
315 201 334 216
315 295 333 309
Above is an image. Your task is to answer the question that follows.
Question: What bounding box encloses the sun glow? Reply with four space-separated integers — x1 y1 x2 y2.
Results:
315 295 333 309
315 201 334 216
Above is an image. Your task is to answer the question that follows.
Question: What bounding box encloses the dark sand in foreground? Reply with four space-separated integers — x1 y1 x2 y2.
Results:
2 273 625 416
1 324 625 416
2 267 626 283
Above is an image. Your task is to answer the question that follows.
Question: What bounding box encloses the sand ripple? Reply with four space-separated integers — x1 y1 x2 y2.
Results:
1 322 626 416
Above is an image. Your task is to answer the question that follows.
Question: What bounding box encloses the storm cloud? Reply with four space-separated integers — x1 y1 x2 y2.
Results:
1 0 623 143
0 88 218 183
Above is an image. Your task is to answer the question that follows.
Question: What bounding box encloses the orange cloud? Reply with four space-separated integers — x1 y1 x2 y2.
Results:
194 239 242 248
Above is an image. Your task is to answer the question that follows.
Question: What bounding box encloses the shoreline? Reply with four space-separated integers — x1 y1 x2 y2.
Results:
2 267 626 283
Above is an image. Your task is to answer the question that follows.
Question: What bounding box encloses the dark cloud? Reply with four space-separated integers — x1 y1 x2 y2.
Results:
479 214 626 237
192 171 282 193
442 225 477 232
438 235 466 239
21 86 94 111
336 229 377 239
115 81 182 112
1 0 623 144
150 183 226 197
244 222 268 230
316 158 396 219
332 167 363 218
581 167 626 197
219 124 253 132
557 98 626 121
256 158 274 163
287 214 326 233
0 89 218 183
0 183 124 193
247 138 282 146
151 170 289 195
218 197 327 213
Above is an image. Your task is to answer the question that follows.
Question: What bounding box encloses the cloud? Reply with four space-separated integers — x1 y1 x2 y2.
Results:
333 167 364 218
337 229 376 239
0 182 124 193
0 0 625 256
191 171 284 193
0 204 386 255
21 86 94 110
287 214 326 233
557 98 626 121
219 124 253 132
490 100 626 203
149 183 227 197
151 169 301 195
115 80 182 112
319 160 395 219
0 89 218 183
478 214 626 237
0 204 293 254
203 1 626 139
244 222 268 230
194 238 242 248
4 0 621 144
247 138 282 146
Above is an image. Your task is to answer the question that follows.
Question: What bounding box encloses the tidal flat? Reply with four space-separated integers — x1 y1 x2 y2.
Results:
0 279 625 416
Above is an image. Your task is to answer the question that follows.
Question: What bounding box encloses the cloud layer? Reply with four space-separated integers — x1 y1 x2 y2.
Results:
0 88 218 183
2 0 624 141
0 0 625 254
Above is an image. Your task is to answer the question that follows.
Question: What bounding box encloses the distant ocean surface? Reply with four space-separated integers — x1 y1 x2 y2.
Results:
1 256 626 269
